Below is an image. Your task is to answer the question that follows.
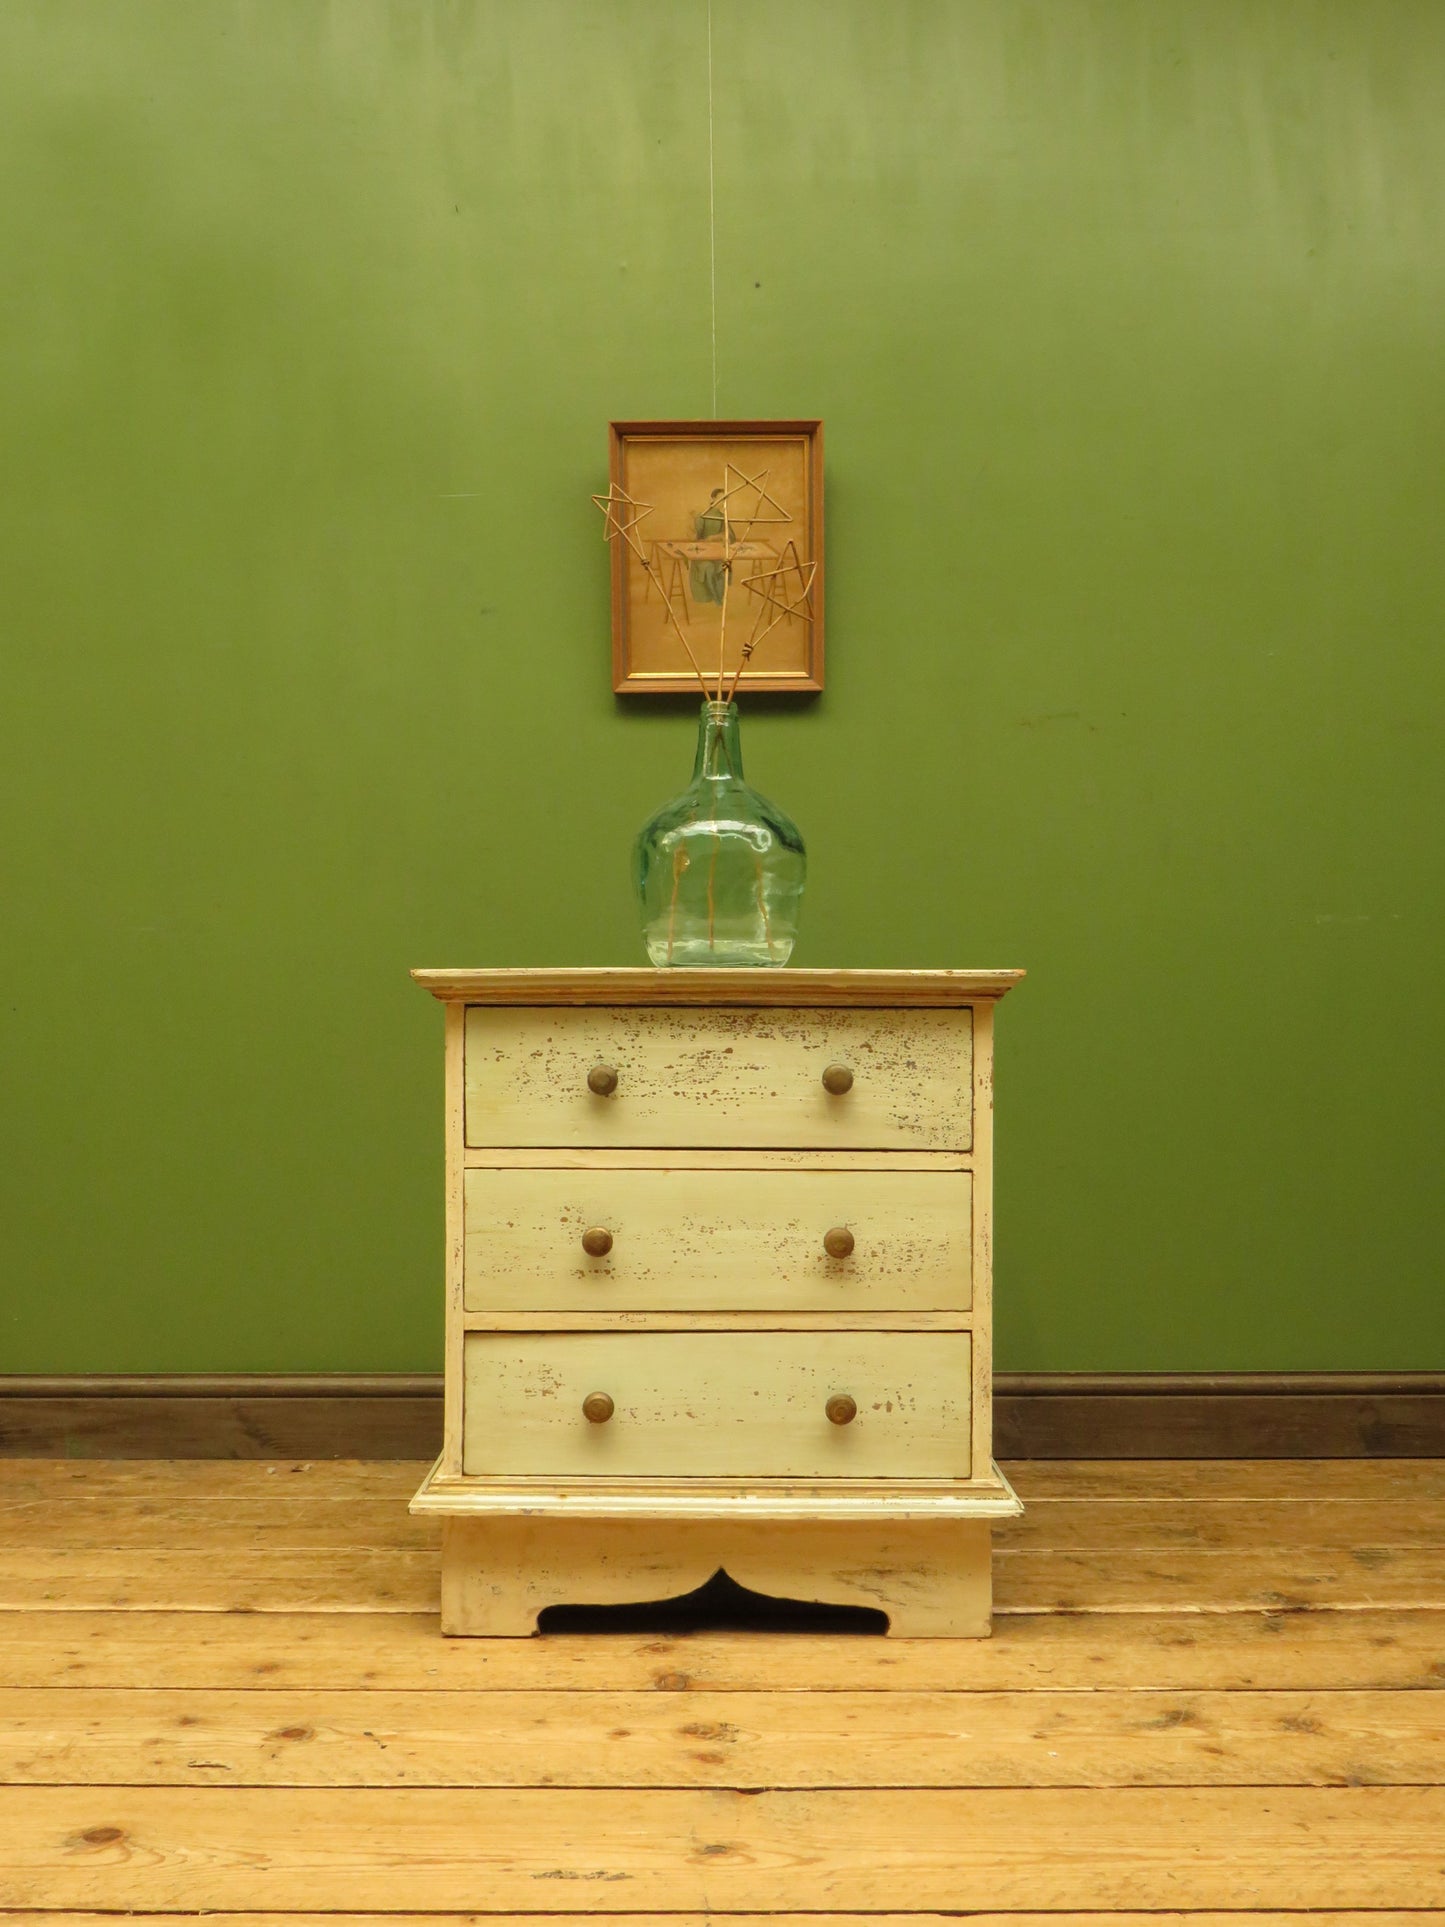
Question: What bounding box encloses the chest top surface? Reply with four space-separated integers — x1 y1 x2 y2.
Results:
412 967 1024 1006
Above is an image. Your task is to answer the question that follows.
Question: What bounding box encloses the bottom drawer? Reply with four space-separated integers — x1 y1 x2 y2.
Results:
462 1330 972 1479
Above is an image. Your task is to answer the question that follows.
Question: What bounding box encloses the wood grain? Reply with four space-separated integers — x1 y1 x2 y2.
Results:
5 1605 1438 1692
1004 1497 1445 1549
2 1684 1440 1788
27 1489 1441 1552
992 1546 1445 1614
0 1549 439 1613
3 1785 1442 1909
5 1457 1445 1917
998 1385 1445 1459
5 1917 1438 1927
1014 1458 1445 1499
6 1540 1440 1615
5 1454 1443 1501
5 1451 1444 1618
0 1392 443 1461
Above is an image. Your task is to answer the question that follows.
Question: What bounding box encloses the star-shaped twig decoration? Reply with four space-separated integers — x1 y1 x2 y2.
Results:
724 559 818 700
591 483 653 556
710 463 794 529
592 459 816 700
740 558 817 629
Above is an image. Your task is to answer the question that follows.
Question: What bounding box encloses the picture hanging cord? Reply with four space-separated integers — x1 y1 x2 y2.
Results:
707 0 718 416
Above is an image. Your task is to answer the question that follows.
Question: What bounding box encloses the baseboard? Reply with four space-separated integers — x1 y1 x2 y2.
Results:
1 1371 1441 1459
993 1372 1445 1459
0 1375 441 1461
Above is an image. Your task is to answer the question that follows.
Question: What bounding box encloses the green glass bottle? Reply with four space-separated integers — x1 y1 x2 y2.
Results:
634 700 806 967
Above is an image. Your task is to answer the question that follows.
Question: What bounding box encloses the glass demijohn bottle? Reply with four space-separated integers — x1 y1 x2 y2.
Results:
634 700 805 966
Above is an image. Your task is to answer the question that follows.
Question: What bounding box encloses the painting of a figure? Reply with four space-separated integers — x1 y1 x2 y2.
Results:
607 420 824 695
691 487 730 605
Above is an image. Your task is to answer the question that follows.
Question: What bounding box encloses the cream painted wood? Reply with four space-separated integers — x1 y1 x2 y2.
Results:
413 1455 1020 1521
464 1005 972 1151
462 1166 972 1313
971 1000 996 1485
440 1514 992 1636
415 965 1020 1636
460 1310 973 1332
463 1146 971 1170
461 1331 972 1480
441 1002 465 1477
417 965 1023 1005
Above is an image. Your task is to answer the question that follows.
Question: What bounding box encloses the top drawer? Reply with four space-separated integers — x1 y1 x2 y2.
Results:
464 1005 973 1150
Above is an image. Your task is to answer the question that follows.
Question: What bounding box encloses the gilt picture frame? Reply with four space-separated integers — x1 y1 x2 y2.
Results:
607 419 824 695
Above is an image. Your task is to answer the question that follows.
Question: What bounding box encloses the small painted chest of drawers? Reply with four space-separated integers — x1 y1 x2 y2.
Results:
410 967 1024 1636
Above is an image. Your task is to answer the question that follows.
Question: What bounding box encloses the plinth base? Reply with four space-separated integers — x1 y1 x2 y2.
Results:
437 1513 994 1637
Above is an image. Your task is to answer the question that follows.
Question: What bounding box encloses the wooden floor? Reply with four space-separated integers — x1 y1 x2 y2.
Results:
0 1458 1442 1921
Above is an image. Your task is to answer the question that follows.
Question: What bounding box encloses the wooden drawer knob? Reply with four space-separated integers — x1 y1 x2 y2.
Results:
587 1064 618 1097
823 1226 855 1259
582 1392 615 1424
826 1393 858 1426
581 1226 614 1258
821 1062 854 1096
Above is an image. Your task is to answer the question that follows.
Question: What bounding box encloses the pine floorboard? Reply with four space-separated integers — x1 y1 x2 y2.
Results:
0 1457 1442 1918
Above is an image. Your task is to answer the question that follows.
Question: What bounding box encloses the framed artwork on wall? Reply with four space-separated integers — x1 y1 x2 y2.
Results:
606 419 824 696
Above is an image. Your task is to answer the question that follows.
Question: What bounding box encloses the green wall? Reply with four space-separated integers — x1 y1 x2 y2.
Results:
2 0 1441 1374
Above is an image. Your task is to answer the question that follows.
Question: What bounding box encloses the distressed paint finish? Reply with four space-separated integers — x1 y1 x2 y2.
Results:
415 968 1023 1006
440 1514 992 1638
421 969 1017 1635
462 1166 973 1313
462 1006 973 1151
414 1465 1018 1521
460 1331 972 1481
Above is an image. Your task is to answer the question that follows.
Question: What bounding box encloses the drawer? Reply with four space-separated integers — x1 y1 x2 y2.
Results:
464 1006 972 1150
463 1167 972 1312
461 1330 972 1478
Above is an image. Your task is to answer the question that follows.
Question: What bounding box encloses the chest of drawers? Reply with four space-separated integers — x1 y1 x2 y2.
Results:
410 967 1024 1636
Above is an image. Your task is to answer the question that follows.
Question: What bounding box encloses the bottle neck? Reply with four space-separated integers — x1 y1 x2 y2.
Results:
691 699 744 783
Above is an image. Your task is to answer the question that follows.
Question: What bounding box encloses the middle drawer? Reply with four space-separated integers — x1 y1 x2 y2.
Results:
463 1166 973 1313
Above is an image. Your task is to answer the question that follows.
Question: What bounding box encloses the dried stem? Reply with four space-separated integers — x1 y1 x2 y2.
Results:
724 560 817 704
596 475 814 708
594 486 714 700
666 843 689 964
637 549 713 700
715 479 739 702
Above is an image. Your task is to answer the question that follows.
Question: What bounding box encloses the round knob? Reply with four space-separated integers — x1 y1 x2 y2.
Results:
821 1063 854 1096
823 1226 855 1260
587 1064 618 1097
826 1393 858 1426
581 1226 613 1258
582 1392 615 1424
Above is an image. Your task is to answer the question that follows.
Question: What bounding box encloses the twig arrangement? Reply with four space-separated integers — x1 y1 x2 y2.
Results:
593 462 816 704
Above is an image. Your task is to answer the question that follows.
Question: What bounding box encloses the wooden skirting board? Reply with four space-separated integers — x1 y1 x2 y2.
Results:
0 1372 1441 1459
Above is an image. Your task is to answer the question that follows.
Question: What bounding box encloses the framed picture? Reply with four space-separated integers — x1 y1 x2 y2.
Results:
605 419 824 696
